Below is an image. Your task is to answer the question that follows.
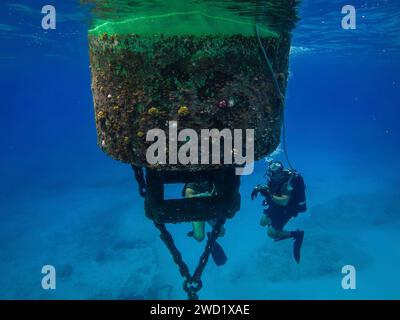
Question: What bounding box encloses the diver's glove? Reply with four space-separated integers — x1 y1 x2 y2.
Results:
251 185 270 200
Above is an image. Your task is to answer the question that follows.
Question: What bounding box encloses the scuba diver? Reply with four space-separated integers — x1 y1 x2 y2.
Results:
183 182 228 266
251 160 307 263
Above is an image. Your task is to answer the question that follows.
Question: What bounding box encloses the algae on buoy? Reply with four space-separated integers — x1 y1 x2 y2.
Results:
86 0 299 170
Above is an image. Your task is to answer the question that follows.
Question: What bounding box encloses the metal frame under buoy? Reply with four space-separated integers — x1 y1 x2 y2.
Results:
132 166 241 299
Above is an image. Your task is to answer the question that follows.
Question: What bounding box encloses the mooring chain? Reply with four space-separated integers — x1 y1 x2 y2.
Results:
192 219 225 284
154 222 199 299
131 166 226 299
154 223 192 279
132 165 147 198
154 219 226 300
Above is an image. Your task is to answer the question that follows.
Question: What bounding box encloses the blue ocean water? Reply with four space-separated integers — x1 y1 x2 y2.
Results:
0 0 399 299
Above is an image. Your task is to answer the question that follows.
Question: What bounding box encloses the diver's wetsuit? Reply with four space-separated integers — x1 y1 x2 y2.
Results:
182 181 223 232
254 167 306 263
182 181 228 266
263 170 299 231
182 181 221 236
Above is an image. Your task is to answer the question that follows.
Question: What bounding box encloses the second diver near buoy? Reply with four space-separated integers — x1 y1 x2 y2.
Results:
251 160 307 263
183 182 228 266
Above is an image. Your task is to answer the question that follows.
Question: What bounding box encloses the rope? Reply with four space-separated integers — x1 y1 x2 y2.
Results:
255 24 295 171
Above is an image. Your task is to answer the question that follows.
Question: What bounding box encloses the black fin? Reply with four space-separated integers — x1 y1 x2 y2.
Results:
293 231 304 264
207 232 227 266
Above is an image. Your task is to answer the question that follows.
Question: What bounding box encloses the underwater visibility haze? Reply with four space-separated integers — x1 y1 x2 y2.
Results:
0 0 399 300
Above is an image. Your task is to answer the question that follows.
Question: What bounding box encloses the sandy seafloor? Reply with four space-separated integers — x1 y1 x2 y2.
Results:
1 143 399 299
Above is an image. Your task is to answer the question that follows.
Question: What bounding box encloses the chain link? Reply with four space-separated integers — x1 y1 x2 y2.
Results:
131 166 227 299
132 165 147 198
154 219 226 300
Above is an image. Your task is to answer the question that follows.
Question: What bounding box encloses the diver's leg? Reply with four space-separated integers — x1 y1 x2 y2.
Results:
267 225 304 263
268 226 304 263
192 221 205 242
265 213 290 239
267 225 292 240
207 219 226 237
267 212 305 263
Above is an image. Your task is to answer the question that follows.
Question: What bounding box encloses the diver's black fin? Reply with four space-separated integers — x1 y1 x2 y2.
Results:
293 230 304 264
207 232 227 266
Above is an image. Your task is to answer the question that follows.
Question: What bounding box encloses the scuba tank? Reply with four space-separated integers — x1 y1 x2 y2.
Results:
288 171 307 214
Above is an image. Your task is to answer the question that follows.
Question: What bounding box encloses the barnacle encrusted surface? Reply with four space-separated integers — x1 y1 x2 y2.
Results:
89 32 291 170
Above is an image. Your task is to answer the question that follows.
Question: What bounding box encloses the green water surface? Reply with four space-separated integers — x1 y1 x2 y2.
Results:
84 0 299 37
